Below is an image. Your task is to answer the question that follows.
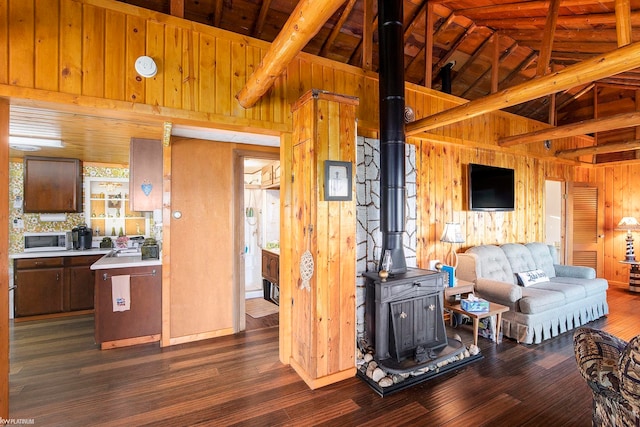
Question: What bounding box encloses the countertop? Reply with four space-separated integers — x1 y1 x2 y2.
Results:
10 248 112 259
262 247 280 255
90 251 162 270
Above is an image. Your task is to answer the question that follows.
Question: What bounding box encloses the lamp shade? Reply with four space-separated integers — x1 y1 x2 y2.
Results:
440 222 465 243
616 217 640 231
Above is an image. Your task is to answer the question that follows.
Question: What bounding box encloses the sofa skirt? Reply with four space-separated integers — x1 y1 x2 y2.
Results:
500 292 609 344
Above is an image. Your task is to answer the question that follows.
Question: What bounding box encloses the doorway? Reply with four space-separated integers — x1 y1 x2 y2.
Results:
545 180 564 263
236 153 280 332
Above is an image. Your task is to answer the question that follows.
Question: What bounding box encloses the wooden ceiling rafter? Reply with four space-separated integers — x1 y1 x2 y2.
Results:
361 0 374 70
616 0 633 46
406 41 640 136
474 11 640 29
236 0 347 108
556 139 640 159
319 0 358 57
461 38 517 98
440 0 607 15
405 11 456 80
536 0 561 77
499 111 640 147
449 30 495 92
213 0 223 27
432 23 478 83
170 0 184 18
252 0 273 38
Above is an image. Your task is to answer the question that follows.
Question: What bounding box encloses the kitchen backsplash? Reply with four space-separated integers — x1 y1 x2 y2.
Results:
9 162 129 254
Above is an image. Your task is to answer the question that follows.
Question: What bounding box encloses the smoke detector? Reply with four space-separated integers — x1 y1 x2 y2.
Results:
135 56 158 78
404 106 415 123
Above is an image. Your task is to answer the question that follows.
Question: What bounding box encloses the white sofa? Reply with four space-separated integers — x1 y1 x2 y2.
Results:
457 242 608 344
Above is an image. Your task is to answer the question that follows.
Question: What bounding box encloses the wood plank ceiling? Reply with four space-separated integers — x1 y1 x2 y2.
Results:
9 0 640 164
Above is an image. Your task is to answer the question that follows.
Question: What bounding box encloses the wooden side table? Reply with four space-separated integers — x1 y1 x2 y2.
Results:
445 301 509 346
619 260 640 292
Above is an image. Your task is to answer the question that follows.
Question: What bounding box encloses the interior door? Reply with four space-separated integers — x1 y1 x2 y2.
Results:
566 182 604 275
170 138 235 340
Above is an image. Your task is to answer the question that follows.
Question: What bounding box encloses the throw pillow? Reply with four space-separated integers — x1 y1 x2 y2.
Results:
516 269 549 287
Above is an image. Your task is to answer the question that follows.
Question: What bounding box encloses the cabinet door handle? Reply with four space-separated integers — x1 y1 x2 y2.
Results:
56 273 60 281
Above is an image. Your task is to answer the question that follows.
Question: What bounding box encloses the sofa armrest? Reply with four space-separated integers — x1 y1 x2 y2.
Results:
554 264 596 279
573 327 628 397
475 278 522 304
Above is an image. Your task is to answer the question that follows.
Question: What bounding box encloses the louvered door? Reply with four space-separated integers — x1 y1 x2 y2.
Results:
566 182 604 275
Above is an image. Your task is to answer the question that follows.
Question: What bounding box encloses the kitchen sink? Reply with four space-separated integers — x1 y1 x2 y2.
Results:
107 248 141 257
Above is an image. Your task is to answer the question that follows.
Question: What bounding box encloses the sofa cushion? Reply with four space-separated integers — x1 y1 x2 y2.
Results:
467 245 515 284
531 282 586 301
501 243 538 274
516 269 549 287
525 242 557 278
518 287 566 314
549 277 608 296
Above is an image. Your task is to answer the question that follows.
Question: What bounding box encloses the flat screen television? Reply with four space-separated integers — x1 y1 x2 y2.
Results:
468 163 515 211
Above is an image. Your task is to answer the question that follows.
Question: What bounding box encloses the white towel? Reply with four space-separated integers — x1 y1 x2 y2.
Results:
111 275 131 312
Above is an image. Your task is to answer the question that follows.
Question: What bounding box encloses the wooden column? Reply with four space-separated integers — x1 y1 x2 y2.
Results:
0 99 8 418
287 90 358 389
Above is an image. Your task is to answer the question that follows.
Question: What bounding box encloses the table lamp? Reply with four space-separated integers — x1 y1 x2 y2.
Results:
616 217 640 261
440 222 465 268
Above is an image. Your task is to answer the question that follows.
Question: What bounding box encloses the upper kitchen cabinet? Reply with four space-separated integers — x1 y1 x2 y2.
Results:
261 161 280 189
23 156 83 213
129 138 162 212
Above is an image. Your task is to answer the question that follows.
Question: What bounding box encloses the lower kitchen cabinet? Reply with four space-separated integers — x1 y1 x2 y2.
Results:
67 255 102 311
94 265 161 348
14 259 65 317
13 254 103 318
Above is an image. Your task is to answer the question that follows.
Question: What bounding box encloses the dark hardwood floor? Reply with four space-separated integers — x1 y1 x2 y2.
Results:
8 287 639 426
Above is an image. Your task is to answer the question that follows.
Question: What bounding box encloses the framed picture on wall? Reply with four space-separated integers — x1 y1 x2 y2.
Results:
324 161 352 201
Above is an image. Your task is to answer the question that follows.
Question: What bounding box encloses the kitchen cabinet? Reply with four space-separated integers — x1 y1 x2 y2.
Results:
94 265 161 348
14 258 65 317
261 161 280 189
129 138 163 212
23 156 83 213
67 255 102 311
261 249 279 305
13 254 102 318
261 249 279 284
85 177 149 237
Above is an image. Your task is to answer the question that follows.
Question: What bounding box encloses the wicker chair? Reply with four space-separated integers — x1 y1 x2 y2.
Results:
573 327 640 426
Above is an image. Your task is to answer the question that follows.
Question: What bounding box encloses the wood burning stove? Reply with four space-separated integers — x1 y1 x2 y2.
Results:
364 268 449 368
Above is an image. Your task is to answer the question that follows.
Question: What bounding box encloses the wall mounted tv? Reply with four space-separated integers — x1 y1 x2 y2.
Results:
468 163 515 211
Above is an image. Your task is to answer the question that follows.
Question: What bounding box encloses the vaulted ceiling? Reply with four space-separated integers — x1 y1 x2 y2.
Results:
116 0 640 164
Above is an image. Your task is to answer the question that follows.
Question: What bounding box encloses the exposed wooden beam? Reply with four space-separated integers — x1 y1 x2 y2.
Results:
320 0 357 57
432 23 477 79
406 11 455 79
556 139 640 158
491 32 499 93
169 0 184 18
425 3 434 89
361 0 374 70
616 0 632 47
499 111 640 147
406 42 640 136
450 31 494 90
475 11 640 29
536 0 560 76
447 0 612 16
236 0 346 109
214 0 223 27
461 40 517 98
253 0 273 38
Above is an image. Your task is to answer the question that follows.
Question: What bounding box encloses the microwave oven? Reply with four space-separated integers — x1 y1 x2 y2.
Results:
23 232 72 252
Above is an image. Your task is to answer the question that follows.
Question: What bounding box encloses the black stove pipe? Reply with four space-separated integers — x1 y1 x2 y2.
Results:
378 0 407 274
441 62 454 94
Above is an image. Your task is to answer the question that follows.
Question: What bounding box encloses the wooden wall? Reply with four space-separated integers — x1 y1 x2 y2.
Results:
1 0 628 359
414 139 577 268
